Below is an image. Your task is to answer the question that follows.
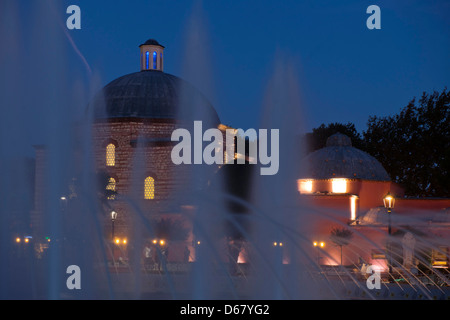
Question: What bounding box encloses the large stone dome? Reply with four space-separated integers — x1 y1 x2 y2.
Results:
92 70 220 125
302 133 391 181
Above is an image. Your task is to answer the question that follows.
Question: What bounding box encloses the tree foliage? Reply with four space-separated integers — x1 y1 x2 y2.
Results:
330 227 353 247
363 89 449 197
304 122 364 153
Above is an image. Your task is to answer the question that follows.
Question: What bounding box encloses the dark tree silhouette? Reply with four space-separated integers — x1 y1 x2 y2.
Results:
363 88 449 197
304 122 364 153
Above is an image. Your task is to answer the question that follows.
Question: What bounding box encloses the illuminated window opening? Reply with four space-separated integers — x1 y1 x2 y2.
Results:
350 195 358 220
332 178 347 193
146 51 149 69
106 143 115 166
144 176 155 199
298 179 313 194
153 51 157 69
432 247 449 268
106 178 116 200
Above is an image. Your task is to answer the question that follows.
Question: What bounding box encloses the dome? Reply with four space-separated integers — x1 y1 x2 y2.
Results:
301 133 391 181
92 70 220 125
139 39 164 48
325 132 352 147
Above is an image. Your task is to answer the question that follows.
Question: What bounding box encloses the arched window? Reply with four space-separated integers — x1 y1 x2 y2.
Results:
153 51 157 69
146 51 149 70
106 143 115 166
106 177 116 200
144 176 155 199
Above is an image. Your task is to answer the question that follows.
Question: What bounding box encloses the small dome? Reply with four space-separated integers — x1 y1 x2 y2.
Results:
301 133 390 181
326 133 352 147
92 71 220 125
140 39 165 48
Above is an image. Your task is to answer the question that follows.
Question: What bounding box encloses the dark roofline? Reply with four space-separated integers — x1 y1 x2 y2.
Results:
139 39 165 48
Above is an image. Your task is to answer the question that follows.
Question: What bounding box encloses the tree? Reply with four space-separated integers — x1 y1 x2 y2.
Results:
363 88 450 197
330 227 353 265
304 122 364 153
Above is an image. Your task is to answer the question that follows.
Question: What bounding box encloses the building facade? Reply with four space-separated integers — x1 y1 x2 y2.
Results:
298 133 450 272
31 39 449 273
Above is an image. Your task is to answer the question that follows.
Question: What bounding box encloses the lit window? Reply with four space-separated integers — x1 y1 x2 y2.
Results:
298 179 313 194
106 143 115 166
431 247 449 268
153 51 157 69
144 176 155 199
350 195 358 220
332 178 347 193
146 51 149 69
106 178 116 200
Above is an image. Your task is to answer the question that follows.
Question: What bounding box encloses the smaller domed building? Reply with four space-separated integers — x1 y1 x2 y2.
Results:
297 133 450 270
298 132 391 217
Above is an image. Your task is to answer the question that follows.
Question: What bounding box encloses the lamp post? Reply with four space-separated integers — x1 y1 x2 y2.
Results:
383 192 395 274
313 241 325 266
111 211 117 241
111 211 118 264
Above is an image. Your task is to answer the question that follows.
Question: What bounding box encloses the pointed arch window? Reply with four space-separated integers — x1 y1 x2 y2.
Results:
106 177 116 200
106 143 116 166
144 176 155 199
153 51 157 69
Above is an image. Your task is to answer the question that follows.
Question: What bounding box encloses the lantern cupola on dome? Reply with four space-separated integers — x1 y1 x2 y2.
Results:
139 39 165 71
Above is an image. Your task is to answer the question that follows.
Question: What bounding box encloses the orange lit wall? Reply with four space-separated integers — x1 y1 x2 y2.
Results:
297 179 450 267
357 180 391 210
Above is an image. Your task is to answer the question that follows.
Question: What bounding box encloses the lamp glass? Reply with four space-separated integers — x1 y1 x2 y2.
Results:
383 193 395 209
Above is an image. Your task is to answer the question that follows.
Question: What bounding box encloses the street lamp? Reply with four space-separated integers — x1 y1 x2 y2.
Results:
383 192 395 213
111 211 118 264
313 241 325 266
383 192 395 274
111 211 117 241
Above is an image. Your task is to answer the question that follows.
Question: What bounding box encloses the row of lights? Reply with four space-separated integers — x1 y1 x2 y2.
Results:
65 193 397 267
114 238 127 245
16 236 51 243
16 237 32 243
152 239 166 246
313 241 325 248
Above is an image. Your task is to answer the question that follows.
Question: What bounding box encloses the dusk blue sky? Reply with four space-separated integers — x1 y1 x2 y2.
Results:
2 0 449 155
